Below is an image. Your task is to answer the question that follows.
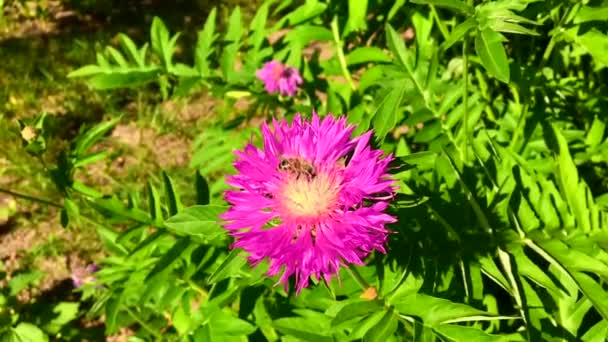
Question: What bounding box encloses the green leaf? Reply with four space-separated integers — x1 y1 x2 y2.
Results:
582 320 608 342
474 28 510 83
586 116 605 148
574 6 608 24
551 125 592 232
221 7 242 82
73 117 120 157
344 0 368 36
372 85 405 141
385 24 411 69
118 33 145 67
441 17 477 51
393 293 504 325
73 150 110 168
162 171 182 216
86 69 160 90
146 236 191 281
62 198 80 227
410 0 474 14
433 324 517 341
195 171 210 205
195 7 218 77
363 308 398 342
43 302 80 334
284 25 333 46
273 317 333 342
147 181 163 223
164 205 227 240
12 323 48 342
92 197 151 223
254 296 279 341
207 249 247 284
285 1 327 25
72 181 103 199
331 300 384 326
105 294 122 334
150 16 178 70
67 65 104 78
9 271 44 296
346 47 391 65
106 46 128 67
249 1 270 50
210 310 256 336
490 21 538 36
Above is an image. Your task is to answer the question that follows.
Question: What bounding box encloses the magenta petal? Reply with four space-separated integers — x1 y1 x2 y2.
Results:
223 112 396 293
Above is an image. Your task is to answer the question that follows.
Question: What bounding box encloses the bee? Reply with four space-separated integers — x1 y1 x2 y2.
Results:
278 156 316 180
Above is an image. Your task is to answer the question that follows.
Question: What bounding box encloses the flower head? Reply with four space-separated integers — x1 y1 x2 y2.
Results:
222 113 396 293
71 264 98 288
256 61 303 97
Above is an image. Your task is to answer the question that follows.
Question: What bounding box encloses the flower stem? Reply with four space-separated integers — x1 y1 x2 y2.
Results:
463 32 469 163
0 187 62 208
430 5 449 41
331 16 356 91
347 264 370 290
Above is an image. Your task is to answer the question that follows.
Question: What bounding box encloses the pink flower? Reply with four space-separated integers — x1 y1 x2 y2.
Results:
256 61 303 97
71 264 98 288
222 113 396 293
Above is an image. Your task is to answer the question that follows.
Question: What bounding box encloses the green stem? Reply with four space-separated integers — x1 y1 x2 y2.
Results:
541 3 579 66
463 33 469 163
124 306 162 339
347 264 370 290
331 16 356 91
0 187 62 208
430 5 449 41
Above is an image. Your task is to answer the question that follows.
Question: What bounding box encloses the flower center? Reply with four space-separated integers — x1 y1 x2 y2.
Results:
279 172 338 219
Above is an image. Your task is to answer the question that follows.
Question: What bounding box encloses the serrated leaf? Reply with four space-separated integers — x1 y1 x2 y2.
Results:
221 7 242 82
195 7 218 77
249 1 269 50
